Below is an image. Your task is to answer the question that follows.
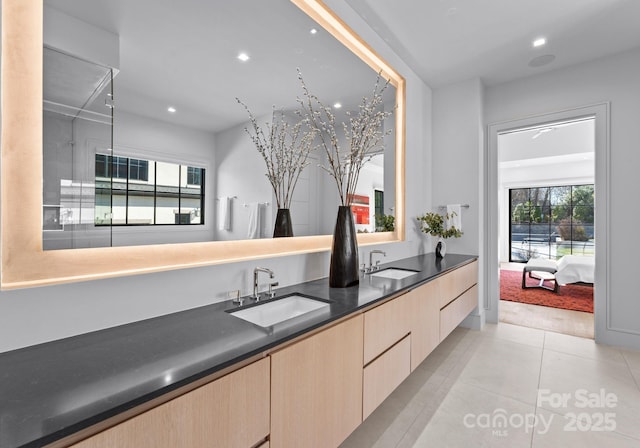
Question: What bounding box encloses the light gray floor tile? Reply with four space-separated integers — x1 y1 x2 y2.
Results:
456 337 543 405
480 322 546 349
532 408 640 448
407 382 535 448
538 349 640 440
544 330 626 364
620 348 640 390
340 370 447 448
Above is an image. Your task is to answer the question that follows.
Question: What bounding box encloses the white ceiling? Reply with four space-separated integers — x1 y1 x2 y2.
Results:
345 0 640 88
37 0 640 133
44 0 384 133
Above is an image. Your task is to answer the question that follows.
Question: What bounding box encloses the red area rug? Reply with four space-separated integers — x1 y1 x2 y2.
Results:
500 269 593 313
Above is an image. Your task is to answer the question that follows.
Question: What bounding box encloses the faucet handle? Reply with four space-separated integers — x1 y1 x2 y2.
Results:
268 281 279 298
229 290 244 305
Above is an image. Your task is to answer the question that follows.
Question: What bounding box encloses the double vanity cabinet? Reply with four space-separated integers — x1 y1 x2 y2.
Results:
0 254 477 448
60 258 478 448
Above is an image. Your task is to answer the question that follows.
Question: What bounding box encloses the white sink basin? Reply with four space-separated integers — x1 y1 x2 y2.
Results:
368 268 420 280
229 295 330 328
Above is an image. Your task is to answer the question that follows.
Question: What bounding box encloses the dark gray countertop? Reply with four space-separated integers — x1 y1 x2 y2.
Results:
0 253 477 448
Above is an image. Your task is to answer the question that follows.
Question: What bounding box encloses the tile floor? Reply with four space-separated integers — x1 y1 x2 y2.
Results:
340 323 640 448
500 300 594 339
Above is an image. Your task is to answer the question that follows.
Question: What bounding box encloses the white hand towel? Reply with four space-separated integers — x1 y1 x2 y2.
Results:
446 204 462 232
247 202 262 239
218 196 231 231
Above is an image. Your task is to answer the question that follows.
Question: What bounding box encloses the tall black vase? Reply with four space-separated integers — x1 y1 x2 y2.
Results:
273 208 293 238
329 205 359 288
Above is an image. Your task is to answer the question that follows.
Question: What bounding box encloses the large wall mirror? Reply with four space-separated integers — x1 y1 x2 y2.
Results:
1 0 405 289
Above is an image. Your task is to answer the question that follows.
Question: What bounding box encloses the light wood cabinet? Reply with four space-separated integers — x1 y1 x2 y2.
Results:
408 278 441 371
69 357 270 448
440 284 479 341
65 260 479 448
270 315 364 448
363 335 411 419
439 260 478 308
363 293 411 365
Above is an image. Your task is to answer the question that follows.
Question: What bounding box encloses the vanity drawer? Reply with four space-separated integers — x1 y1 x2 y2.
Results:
363 334 411 419
440 284 478 340
68 358 270 448
439 260 478 308
363 294 411 365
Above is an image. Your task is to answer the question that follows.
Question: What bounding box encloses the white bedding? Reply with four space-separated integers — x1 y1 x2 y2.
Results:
555 255 595 285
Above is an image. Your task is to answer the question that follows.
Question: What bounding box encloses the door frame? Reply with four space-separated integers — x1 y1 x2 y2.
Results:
485 103 609 341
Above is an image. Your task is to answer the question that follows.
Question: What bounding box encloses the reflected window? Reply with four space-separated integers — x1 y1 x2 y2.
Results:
95 153 205 226
187 166 202 186
129 158 149 181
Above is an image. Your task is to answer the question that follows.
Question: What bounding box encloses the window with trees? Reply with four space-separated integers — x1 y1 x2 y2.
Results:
509 184 594 262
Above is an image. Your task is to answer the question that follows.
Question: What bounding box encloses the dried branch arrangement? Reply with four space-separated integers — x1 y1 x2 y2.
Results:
297 69 394 206
237 99 317 209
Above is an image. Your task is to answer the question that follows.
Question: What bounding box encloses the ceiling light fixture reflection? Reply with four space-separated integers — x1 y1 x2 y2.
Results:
237 52 250 62
310 28 318 35
532 128 553 139
333 102 342 109
533 37 546 48
167 106 176 113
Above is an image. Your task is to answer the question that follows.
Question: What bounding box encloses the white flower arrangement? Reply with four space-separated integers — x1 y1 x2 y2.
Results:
297 69 394 206
237 99 317 209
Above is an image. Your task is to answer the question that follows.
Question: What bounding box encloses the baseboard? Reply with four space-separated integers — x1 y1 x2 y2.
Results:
459 308 485 331
596 327 640 351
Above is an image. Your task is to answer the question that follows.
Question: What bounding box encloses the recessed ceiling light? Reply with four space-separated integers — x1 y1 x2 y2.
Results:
533 37 546 48
333 102 342 109
237 52 250 62
167 106 176 113
310 28 318 35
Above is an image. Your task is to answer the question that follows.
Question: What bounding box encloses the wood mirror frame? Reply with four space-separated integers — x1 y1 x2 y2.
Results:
0 0 405 289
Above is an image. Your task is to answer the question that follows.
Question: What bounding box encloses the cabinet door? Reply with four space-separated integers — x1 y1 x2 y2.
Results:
270 315 364 448
409 279 441 371
439 260 478 308
70 358 270 448
363 294 411 365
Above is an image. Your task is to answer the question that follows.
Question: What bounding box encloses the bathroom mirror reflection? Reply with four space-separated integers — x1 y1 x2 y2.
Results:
42 0 396 250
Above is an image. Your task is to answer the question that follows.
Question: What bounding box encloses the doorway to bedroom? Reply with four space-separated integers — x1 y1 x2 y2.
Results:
497 117 595 338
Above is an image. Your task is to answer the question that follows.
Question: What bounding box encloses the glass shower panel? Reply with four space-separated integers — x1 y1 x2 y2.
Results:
43 47 114 250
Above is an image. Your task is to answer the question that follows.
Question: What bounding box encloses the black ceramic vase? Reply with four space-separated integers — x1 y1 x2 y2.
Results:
329 205 360 288
273 208 293 238
435 239 447 259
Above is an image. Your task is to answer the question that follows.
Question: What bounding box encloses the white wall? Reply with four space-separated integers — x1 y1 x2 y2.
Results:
0 0 433 353
214 119 274 240
485 48 640 349
109 110 216 246
431 78 485 329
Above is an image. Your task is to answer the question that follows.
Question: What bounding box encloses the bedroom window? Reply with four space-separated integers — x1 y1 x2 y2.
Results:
509 184 594 262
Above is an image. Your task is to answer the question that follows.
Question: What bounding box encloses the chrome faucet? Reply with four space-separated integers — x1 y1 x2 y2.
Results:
253 267 274 300
368 250 386 272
